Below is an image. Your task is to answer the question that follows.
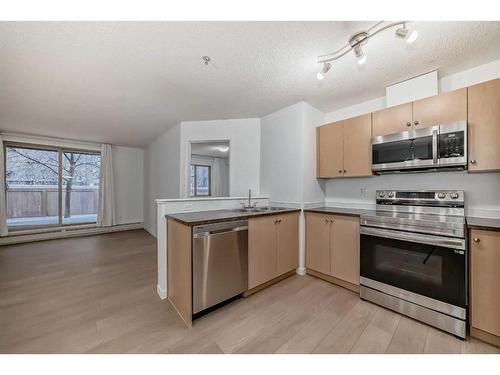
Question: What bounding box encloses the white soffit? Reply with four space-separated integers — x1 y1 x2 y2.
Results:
386 70 439 107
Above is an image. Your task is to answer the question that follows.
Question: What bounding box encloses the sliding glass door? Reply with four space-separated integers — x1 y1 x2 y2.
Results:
4 143 101 230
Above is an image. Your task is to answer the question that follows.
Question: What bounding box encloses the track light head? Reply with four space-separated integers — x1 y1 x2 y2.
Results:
395 24 418 44
354 45 367 65
317 62 332 80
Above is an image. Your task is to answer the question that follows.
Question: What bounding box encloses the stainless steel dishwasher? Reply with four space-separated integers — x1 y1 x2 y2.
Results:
192 219 248 315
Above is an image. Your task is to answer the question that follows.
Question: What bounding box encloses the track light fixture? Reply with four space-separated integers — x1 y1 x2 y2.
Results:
395 23 419 44
317 62 332 80
317 21 418 79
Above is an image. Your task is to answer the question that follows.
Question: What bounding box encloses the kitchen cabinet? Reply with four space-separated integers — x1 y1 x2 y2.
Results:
248 212 299 289
468 77 500 172
305 212 359 291
412 88 467 128
317 122 343 178
372 88 467 137
317 113 372 178
305 212 331 275
470 229 500 347
372 102 413 136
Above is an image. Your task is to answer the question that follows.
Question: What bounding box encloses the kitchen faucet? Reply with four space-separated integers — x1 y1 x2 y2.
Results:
241 189 258 209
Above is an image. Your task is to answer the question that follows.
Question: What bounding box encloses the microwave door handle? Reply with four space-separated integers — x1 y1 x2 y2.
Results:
432 130 438 164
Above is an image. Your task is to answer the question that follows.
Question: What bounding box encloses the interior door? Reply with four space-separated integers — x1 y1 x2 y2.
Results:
412 88 467 128
317 122 343 178
248 215 277 289
372 102 413 137
468 78 500 172
305 212 331 275
276 212 299 276
342 113 372 177
331 215 359 285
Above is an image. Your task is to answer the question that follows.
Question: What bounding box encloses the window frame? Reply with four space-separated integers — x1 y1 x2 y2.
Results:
3 141 101 231
190 164 211 197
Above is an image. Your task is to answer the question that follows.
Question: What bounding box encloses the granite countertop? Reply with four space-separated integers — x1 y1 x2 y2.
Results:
303 206 375 216
166 207 301 226
466 216 500 231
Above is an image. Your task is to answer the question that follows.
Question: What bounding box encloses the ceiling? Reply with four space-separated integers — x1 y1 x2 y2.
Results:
191 141 230 159
1 21 499 147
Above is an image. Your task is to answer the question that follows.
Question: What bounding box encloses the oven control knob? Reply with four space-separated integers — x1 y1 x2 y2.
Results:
450 192 459 199
387 192 394 198
437 192 446 199
378 192 385 198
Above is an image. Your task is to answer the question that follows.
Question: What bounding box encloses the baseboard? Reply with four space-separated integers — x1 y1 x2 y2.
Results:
470 327 500 348
243 270 296 297
306 268 360 293
0 222 144 246
157 284 167 299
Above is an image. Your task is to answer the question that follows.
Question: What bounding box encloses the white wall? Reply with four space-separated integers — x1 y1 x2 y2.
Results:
322 58 500 217
112 146 144 225
179 118 261 198
260 103 304 204
143 123 181 236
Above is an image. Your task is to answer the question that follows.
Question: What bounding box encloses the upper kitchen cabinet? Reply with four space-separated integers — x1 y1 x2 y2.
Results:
412 88 467 128
343 114 372 177
317 122 343 178
468 77 500 172
372 102 412 137
317 113 372 178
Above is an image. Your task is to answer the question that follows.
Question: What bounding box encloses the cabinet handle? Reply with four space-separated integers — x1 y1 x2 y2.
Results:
414 120 419 125
278 219 282 224
274 219 279 224
343 170 347 173
406 122 411 127
325 218 329 223
473 238 480 243
470 160 477 165
338 170 342 174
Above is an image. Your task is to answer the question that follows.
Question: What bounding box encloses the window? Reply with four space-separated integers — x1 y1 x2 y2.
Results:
4 144 101 230
190 164 211 197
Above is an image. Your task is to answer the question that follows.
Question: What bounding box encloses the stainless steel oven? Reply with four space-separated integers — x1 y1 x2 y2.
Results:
360 190 467 338
372 121 467 173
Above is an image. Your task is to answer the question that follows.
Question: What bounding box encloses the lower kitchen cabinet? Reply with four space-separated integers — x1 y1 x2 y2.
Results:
248 212 299 290
470 229 500 347
305 212 359 292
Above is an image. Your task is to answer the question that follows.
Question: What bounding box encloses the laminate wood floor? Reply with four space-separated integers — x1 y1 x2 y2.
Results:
1 230 498 354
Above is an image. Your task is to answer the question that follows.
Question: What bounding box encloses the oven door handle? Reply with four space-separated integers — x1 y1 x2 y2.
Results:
360 226 465 250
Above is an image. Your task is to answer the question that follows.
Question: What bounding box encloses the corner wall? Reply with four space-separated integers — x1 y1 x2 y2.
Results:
143 124 181 236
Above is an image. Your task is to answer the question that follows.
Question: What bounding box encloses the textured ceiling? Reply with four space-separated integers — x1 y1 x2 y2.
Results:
1 21 499 147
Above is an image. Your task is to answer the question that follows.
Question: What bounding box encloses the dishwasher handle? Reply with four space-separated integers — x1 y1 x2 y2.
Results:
193 225 248 238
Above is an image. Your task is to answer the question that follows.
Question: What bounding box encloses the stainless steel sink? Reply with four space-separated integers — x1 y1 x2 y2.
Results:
231 206 287 213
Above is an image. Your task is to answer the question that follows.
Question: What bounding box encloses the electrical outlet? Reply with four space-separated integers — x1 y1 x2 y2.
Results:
184 203 193 210
360 188 367 198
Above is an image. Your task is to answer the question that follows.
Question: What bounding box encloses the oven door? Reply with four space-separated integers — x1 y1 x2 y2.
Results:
360 226 466 317
372 126 438 172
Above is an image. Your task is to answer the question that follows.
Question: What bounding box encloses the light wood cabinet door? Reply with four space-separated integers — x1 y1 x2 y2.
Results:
330 215 360 285
305 212 331 275
470 229 500 337
412 88 467 128
342 113 372 177
317 122 343 178
276 212 299 276
468 78 500 172
248 215 277 289
372 102 413 137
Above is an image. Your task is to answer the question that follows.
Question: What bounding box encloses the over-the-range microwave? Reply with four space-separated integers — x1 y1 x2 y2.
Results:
371 121 467 174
